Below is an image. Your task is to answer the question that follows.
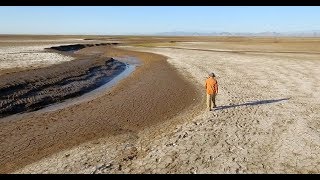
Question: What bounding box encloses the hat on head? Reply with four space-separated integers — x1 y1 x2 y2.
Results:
209 72 215 77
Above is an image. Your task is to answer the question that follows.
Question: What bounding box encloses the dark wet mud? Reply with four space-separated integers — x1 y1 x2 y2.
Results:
0 43 128 118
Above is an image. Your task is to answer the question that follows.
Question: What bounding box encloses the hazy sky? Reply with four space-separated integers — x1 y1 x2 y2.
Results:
1 6 320 35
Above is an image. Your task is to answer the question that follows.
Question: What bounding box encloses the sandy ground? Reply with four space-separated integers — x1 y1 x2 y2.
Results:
14 41 320 174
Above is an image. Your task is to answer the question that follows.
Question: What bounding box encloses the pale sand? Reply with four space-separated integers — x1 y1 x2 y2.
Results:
15 43 320 174
0 45 75 70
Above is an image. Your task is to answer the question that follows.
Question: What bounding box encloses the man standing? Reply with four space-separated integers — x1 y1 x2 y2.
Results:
205 73 218 111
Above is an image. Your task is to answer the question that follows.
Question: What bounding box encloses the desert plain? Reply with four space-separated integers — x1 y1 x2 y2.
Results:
0 35 320 174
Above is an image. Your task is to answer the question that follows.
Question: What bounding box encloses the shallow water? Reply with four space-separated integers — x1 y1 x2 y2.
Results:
40 62 136 113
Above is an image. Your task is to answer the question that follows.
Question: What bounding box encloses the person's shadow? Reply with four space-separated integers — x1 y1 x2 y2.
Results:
215 98 290 111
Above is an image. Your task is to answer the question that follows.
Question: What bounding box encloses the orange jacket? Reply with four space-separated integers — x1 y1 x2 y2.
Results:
205 77 218 95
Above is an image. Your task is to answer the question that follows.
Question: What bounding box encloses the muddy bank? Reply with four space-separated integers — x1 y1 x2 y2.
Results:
0 46 199 173
0 57 126 118
45 43 119 52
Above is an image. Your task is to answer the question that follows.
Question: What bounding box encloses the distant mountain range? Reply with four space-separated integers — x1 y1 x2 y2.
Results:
153 30 320 37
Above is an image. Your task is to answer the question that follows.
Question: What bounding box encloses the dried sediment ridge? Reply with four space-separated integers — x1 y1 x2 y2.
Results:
0 42 120 73
45 43 119 52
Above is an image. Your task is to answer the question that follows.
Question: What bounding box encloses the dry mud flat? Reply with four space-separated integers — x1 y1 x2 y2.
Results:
120 46 320 173
15 43 320 174
0 45 198 174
